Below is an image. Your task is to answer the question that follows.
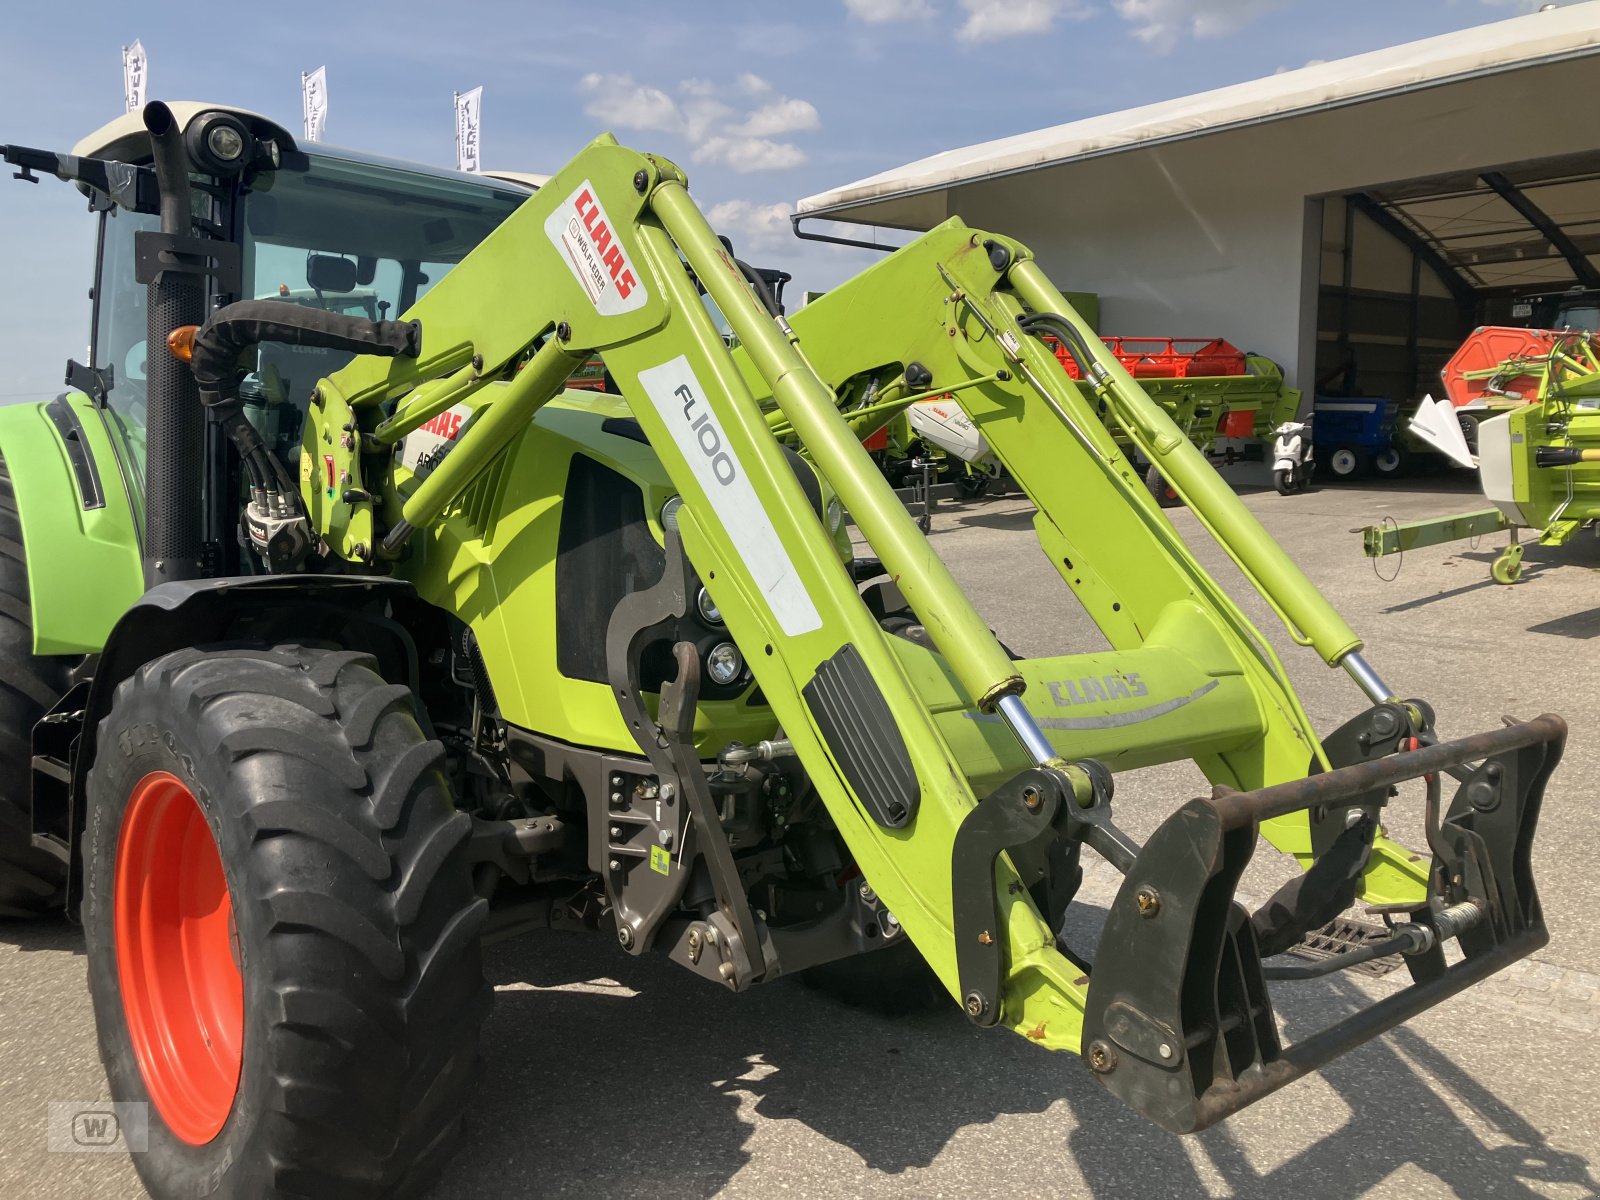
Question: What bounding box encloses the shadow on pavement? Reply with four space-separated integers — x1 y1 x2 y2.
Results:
0 911 82 954
437 930 1597 1199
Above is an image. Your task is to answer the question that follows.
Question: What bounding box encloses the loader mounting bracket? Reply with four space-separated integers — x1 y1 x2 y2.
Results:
604 527 767 981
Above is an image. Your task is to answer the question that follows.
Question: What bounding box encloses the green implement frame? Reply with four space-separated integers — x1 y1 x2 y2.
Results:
1362 332 1600 583
1361 508 1511 557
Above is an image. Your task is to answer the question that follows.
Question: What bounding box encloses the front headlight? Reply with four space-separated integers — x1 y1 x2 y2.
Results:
827 497 844 532
706 642 743 686
696 586 723 626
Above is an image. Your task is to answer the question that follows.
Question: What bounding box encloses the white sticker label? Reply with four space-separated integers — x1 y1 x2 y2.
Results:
637 356 821 638
543 180 647 317
398 402 474 479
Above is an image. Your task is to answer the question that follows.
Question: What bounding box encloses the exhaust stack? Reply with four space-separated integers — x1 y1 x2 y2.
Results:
140 101 205 587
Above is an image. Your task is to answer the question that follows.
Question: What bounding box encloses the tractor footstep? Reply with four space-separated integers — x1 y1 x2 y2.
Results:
1287 916 1404 978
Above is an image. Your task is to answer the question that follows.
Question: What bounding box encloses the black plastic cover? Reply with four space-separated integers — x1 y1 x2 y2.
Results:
803 643 919 828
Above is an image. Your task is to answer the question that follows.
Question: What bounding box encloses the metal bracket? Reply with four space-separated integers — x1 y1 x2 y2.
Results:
602 528 768 982
63 360 113 405
133 230 242 294
1307 698 1430 858
659 642 767 987
951 763 1130 1026
1248 698 1437 959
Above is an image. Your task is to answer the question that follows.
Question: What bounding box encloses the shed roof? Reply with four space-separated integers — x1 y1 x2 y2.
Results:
797 3 1600 224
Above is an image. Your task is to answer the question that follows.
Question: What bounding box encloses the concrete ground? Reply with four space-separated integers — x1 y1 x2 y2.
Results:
3 466 1598 1198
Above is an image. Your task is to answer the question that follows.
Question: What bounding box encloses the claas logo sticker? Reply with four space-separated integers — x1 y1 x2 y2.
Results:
544 181 648 317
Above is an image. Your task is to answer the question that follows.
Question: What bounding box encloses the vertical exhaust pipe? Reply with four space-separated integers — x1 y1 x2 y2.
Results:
141 101 204 587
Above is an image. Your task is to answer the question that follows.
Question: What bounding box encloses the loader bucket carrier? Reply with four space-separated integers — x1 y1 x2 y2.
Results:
266 137 1563 1133
0 108 1567 1192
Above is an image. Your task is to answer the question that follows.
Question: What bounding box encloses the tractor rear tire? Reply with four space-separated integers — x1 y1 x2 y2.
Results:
83 644 488 1198
0 454 69 917
801 938 948 1017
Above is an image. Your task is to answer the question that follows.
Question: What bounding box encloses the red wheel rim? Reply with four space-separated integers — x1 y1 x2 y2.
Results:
114 771 243 1145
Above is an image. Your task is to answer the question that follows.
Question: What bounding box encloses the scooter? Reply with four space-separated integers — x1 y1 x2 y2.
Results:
1272 419 1314 494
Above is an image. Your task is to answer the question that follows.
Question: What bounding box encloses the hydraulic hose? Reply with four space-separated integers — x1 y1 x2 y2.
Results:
189 300 421 421
733 257 780 319
189 300 421 515
1019 312 1103 385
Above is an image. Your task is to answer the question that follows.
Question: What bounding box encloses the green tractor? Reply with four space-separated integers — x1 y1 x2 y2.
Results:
0 103 1566 1198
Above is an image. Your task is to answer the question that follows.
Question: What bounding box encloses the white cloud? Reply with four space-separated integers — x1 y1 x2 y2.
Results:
957 0 1090 43
707 199 795 252
729 97 822 138
576 73 817 174
578 73 682 134
844 0 935 21
693 136 809 173
683 97 735 143
1111 0 1290 50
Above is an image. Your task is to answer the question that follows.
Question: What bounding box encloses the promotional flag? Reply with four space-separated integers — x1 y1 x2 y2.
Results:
455 87 482 173
302 67 329 142
122 41 148 114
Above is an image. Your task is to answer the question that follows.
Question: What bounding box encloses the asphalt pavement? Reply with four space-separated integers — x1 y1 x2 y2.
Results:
2 464 1598 1198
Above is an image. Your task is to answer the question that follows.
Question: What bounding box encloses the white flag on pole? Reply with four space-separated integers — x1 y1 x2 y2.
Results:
302 67 329 142
454 87 482 173
122 41 148 114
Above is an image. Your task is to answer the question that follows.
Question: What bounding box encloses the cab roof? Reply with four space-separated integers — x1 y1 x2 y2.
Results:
73 101 544 194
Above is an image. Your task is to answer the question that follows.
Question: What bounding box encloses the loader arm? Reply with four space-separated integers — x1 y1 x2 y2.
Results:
307 137 1089 1035
286 135 1562 1133
730 225 1429 906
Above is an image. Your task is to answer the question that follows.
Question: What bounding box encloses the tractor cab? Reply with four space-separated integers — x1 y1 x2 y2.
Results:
1508 284 1600 333
63 104 536 563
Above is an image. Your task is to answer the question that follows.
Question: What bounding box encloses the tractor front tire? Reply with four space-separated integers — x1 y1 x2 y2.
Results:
83 644 488 1198
0 454 68 917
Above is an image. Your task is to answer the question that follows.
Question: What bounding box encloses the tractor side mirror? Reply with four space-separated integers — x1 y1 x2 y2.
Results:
306 254 357 294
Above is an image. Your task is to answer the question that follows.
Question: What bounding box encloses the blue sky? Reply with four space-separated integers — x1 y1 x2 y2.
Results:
0 0 1567 401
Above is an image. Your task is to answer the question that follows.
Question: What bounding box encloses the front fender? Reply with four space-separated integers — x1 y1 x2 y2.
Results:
0 393 144 654
63 574 422 914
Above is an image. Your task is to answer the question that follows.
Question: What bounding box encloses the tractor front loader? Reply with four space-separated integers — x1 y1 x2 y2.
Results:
0 102 1565 1197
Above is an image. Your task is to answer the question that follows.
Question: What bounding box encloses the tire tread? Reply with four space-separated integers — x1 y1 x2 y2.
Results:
86 642 487 1198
